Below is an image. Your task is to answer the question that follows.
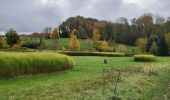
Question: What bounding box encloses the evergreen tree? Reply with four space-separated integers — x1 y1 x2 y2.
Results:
149 42 158 55
157 36 169 56
146 35 158 52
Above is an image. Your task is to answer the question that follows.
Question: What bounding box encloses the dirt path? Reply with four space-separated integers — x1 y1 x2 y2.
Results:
164 83 170 100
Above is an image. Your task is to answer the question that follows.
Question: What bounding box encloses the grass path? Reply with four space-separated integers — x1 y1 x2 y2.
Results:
0 56 170 99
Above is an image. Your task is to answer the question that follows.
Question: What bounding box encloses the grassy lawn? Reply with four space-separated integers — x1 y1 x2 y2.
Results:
19 37 138 53
0 56 170 99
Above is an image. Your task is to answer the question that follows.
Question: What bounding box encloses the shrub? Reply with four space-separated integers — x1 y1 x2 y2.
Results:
118 45 126 53
58 51 125 57
12 44 21 49
134 55 156 62
21 41 40 49
5 28 20 47
0 52 75 77
99 41 111 52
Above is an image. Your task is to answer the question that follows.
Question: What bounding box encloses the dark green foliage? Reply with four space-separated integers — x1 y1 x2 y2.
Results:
134 55 156 62
58 51 125 57
101 22 114 40
78 26 88 39
146 35 158 52
157 36 169 56
0 52 75 77
5 28 20 46
0 38 3 49
21 41 40 49
59 16 97 38
58 14 170 49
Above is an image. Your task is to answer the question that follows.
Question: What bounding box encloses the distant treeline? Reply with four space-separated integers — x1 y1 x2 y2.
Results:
59 14 170 45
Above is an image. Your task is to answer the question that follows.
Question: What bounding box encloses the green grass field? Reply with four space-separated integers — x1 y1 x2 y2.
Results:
18 37 138 53
0 56 170 100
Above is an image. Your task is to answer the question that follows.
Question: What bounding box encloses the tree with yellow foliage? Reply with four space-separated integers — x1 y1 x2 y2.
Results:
51 28 60 51
92 29 100 41
70 29 78 37
135 37 147 52
69 29 80 50
51 28 60 39
93 29 101 51
99 40 110 52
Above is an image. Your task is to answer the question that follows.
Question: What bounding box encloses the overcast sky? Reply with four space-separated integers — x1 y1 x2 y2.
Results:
0 0 170 34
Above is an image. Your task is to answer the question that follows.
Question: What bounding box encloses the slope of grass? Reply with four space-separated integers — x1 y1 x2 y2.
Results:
0 56 170 99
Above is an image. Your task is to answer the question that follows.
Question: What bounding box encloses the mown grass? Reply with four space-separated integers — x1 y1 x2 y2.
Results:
0 52 75 77
0 56 170 99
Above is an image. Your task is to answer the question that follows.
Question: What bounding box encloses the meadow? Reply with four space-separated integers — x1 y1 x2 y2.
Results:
0 56 170 100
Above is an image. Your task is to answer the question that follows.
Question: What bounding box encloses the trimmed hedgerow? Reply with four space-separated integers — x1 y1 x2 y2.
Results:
58 51 125 57
134 55 156 62
0 52 75 77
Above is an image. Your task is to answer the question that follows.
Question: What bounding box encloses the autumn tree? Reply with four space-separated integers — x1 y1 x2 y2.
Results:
69 29 80 50
70 28 78 37
92 29 101 51
135 37 147 52
5 28 20 47
51 28 60 51
149 42 158 55
99 40 110 52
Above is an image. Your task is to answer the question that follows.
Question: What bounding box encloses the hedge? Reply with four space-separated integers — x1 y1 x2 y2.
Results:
134 55 156 62
0 52 75 77
58 51 125 57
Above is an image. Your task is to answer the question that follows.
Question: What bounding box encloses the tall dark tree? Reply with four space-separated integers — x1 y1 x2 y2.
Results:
5 28 20 47
157 35 169 56
137 13 154 37
146 35 158 52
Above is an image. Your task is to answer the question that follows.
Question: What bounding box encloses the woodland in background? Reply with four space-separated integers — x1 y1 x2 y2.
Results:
1 13 170 56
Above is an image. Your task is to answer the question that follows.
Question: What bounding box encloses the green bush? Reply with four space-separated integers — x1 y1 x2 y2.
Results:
0 52 75 77
21 41 40 49
134 55 156 62
58 51 125 57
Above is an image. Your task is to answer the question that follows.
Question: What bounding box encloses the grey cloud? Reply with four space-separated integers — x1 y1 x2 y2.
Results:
0 0 170 34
